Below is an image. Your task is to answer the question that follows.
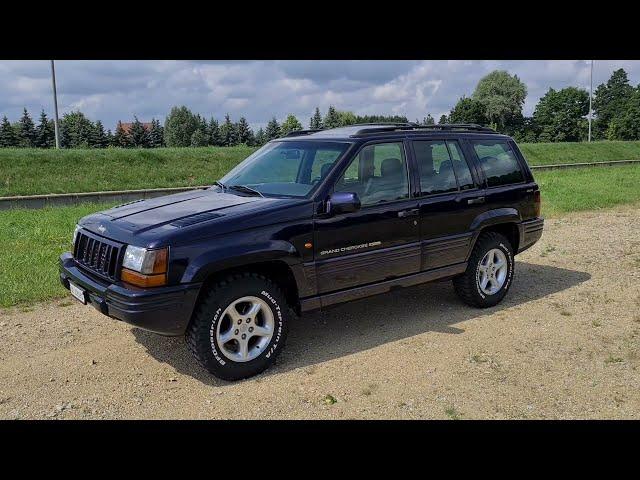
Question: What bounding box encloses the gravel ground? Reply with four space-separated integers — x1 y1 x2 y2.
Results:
1 205 639 419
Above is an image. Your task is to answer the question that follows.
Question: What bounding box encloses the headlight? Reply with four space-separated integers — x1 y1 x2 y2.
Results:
121 246 168 288
72 224 81 246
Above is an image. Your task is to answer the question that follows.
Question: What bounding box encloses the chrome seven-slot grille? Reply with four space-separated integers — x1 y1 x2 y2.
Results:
73 230 123 281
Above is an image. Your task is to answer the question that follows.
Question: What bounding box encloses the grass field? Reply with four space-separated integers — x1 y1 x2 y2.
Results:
2 141 640 197
1 164 639 308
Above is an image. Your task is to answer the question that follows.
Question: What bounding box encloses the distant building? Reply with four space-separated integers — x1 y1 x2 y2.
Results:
118 122 152 133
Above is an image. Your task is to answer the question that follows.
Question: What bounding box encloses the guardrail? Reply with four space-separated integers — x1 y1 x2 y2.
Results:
1 159 639 210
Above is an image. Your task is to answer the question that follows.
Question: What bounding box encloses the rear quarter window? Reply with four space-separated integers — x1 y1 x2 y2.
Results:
471 140 524 187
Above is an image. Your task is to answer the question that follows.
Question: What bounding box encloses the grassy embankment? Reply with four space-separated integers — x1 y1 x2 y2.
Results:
1 165 639 308
2 141 640 196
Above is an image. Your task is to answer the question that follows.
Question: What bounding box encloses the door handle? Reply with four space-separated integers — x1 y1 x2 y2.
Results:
467 196 485 205
398 208 420 218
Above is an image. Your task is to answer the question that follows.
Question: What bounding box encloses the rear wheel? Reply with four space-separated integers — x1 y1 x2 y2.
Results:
453 231 514 308
185 272 290 381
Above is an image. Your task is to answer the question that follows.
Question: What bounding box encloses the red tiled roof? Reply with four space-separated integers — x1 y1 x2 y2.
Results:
119 122 153 133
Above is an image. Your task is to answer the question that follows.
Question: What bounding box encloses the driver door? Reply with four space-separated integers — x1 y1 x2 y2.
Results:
313 141 421 294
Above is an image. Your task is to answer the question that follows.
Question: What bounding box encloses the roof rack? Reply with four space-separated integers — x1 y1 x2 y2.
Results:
351 123 497 136
283 129 323 138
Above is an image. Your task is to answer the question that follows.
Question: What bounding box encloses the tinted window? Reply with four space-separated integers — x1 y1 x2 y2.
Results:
334 142 409 206
471 140 524 187
414 141 458 195
447 141 475 190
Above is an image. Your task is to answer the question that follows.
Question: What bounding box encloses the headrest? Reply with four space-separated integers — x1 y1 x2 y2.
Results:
320 162 333 178
381 158 402 177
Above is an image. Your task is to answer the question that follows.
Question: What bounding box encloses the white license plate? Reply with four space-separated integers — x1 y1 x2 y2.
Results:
69 281 86 304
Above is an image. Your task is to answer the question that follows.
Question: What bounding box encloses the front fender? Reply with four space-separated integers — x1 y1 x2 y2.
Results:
181 240 301 284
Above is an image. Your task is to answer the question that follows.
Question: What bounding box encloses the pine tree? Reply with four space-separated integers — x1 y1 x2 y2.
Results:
235 117 254 145
254 127 266 146
323 106 341 129
35 110 55 148
208 118 221 146
113 121 131 147
105 129 115 147
18 108 36 147
310 107 323 129
92 120 108 148
220 114 238 146
0 116 17 147
190 129 209 147
280 114 303 136
147 119 164 148
438 114 448 124
265 117 281 141
129 116 149 147
423 114 435 125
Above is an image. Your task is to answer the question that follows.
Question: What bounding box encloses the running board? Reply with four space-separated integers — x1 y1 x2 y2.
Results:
299 263 467 312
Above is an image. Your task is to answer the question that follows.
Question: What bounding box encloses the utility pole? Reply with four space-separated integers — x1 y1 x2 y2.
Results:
588 59 594 142
50 60 60 149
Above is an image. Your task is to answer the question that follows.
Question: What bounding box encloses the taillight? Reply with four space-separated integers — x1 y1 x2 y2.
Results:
534 190 541 217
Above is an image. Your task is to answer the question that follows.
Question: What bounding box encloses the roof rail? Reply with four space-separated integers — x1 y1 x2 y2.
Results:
283 129 323 137
351 123 497 136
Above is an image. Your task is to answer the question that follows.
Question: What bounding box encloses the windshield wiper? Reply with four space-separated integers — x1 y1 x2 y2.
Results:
213 181 227 192
228 184 264 197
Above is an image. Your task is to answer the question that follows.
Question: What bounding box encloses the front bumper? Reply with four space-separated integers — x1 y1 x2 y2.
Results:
59 252 201 336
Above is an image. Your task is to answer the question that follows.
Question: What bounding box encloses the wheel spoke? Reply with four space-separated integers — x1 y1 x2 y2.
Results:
480 272 489 289
245 302 261 319
494 260 506 270
252 325 272 338
226 304 242 323
238 337 249 360
218 329 236 344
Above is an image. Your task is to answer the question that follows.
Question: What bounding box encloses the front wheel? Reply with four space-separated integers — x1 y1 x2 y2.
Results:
453 232 514 308
185 273 290 381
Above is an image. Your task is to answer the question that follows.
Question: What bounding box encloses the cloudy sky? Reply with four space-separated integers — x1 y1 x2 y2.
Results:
1 60 639 131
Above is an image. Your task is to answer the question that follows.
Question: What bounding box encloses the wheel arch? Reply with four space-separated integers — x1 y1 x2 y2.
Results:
468 208 522 258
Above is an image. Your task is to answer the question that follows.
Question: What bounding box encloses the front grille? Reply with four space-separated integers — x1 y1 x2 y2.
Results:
73 230 123 281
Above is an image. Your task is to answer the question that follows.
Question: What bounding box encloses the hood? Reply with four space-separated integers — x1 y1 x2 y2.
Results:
79 188 311 245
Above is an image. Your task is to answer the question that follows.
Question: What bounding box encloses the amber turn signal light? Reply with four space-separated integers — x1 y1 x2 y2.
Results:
121 268 167 287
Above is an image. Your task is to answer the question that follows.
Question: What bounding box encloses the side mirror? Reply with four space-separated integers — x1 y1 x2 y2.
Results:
327 192 361 215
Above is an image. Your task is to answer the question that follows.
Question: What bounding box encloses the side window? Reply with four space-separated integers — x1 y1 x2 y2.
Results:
447 141 475 190
471 140 524 187
413 140 458 195
310 149 344 183
334 142 409 206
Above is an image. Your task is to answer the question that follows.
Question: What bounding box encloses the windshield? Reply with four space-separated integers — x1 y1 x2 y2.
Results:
219 140 351 197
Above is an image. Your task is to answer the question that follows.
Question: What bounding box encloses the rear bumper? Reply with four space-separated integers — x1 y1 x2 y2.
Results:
59 252 201 336
518 217 544 253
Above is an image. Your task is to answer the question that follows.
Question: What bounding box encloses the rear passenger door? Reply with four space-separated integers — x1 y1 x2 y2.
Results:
411 139 486 270
466 138 532 218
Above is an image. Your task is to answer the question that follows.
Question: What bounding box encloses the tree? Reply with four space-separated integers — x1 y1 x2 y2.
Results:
129 116 149 147
593 68 634 138
35 110 55 148
92 120 109 148
533 87 589 142
422 114 435 125
208 118 222 146
254 127 266 146
337 110 357 126
190 129 209 147
59 111 94 148
605 88 640 140
220 114 238 146
449 97 488 125
164 106 198 147
323 106 341 129
113 121 131 147
265 117 281 141
105 129 115 147
147 119 164 148
0 116 17 147
310 107 323 129
438 114 448 124
17 108 36 147
472 70 527 132
235 116 254 144
354 114 409 124
280 114 303 136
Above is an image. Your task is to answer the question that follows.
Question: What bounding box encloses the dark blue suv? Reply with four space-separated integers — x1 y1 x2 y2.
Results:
60 123 544 380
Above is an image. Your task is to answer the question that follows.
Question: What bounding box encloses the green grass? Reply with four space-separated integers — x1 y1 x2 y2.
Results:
536 165 640 216
1 141 640 197
0 146 255 197
519 141 640 166
0 165 639 308
0 202 118 308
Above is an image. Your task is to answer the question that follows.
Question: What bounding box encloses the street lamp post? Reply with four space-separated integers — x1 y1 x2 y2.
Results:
50 60 60 149
588 60 594 142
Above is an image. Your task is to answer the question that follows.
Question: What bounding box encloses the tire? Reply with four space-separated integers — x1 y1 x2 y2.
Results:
453 231 514 308
185 272 290 381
